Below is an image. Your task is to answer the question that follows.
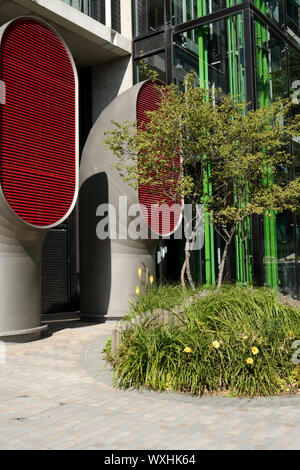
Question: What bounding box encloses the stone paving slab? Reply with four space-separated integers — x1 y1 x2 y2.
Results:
0 319 299 450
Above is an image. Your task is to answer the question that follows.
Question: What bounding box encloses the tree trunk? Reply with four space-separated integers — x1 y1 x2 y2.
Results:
185 250 196 292
217 226 236 290
181 259 187 291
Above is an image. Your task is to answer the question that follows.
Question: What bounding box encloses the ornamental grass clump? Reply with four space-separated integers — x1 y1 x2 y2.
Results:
124 283 191 320
104 285 300 397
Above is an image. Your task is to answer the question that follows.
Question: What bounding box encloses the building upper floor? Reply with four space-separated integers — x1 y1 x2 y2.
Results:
134 1 300 47
0 0 132 66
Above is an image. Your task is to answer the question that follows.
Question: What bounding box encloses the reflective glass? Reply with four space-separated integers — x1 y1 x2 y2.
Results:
134 0 165 37
172 1 241 25
173 14 245 99
135 52 166 83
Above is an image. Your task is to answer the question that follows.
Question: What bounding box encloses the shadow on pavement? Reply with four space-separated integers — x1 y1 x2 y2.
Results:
41 312 101 338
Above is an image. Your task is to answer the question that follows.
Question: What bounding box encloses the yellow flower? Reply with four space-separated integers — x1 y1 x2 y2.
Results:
136 286 140 296
149 275 154 285
184 347 192 353
251 347 259 355
246 358 254 365
288 331 295 339
138 267 142 279
212 340 220 349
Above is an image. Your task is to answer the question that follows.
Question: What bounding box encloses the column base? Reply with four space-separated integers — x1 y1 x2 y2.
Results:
0 325 48 343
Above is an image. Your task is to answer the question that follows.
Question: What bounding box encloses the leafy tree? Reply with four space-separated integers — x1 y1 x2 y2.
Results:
104 70 300 290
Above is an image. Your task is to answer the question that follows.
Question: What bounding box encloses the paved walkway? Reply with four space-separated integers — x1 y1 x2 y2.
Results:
0 318 299 450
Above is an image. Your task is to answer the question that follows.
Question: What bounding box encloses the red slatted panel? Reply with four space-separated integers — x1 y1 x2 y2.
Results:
0 19 76 227
137 81 181 236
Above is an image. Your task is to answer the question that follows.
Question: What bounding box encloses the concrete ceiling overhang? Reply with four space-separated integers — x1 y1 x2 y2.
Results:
0 0 132 66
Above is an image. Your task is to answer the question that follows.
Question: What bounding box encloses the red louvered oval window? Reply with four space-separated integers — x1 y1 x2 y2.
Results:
0 18 77 227
137 81 181 236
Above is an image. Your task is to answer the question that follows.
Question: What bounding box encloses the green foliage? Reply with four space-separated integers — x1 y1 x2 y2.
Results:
104 285 300 397
124 284 191 320
104 70 300 287
104 72 300 224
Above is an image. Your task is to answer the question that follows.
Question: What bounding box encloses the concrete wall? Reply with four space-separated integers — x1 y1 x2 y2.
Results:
91 56 133 122
0 0 132 66
80 83 157 321
91 0 133 121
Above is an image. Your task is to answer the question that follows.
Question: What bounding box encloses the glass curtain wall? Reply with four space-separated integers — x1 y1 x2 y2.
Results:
135 52 167 82
133 0 300 297
134 0 165 36
172 0 242 25
255 17 300 298
174 12 249 286
288 47 300 298
254 1 284 25
287 0 300 37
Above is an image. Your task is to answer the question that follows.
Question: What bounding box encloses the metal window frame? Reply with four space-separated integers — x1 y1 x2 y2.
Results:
132 0 300 295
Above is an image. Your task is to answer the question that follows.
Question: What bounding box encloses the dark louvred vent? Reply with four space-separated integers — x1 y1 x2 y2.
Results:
111 0 121 33
0 19 77 227
41 229 68 314
92 0 106 25
137 81 181 236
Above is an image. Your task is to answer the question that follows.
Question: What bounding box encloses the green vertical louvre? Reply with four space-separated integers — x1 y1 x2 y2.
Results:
229 9 252 285
255 7 279 290
198 0 215 285
198 0 252 285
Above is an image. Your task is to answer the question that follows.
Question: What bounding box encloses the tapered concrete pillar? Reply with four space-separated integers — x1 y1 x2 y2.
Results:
0 195 47 342
80 82 159 321
0 17 79 342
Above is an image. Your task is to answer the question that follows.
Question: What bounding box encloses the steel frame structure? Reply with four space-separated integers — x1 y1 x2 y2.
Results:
132 0 300 297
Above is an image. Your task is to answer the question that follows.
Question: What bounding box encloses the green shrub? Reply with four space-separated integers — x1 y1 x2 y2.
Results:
104 285 300 397
123 284 192 320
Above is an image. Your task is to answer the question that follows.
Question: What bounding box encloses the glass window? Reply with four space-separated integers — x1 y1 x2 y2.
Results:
61 0 106 24
172 0 198 25
172 1 242 26
287 1 300 49
254 21 299 296
254 1 284 25
255 20 288 107
135 52 166 83
287 0 300 27
134 0 165 37
277 212 297 298
173 14 245 99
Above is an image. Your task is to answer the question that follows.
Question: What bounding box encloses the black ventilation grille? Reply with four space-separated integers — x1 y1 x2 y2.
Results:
41 229 69 314
134 32 165 57
92 0 106 24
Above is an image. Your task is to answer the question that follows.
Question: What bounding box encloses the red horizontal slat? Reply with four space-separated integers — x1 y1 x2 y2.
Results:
0 19 76 226
137 81 181 236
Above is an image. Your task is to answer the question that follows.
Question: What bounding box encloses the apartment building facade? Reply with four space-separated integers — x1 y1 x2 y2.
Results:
0 1 300 340
0 0 133 318
132 0 300 300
